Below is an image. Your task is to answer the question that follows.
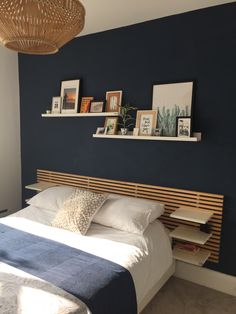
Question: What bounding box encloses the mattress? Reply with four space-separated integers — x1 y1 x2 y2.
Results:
0 205 173 312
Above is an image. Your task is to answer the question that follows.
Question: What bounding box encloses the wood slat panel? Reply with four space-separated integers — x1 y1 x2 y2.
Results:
37 169 224 264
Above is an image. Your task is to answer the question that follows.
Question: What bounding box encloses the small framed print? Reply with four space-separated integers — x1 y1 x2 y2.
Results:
61 79 80 114
51 97 61 114
96 127 107 135
104 117 118 135
176 116 191 137
90 101 104 113
80 97 94 113
135 110 157 136
133 128 139 136
105 90 122 113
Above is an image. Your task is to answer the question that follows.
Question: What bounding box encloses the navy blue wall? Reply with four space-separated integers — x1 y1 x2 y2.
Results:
19 3 236 276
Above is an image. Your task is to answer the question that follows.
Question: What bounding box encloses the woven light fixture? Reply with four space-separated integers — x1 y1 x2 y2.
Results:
0 0 85 55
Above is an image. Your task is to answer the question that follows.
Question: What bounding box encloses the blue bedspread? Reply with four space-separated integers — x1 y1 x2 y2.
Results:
0 223 137 314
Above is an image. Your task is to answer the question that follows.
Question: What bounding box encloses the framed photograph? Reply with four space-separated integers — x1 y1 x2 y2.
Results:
61 79 80 113
51 96 61 114
90 101 104 113
105 90 122 113
80 97 94 113
176 116 191 137
135 110 157 136
96 127 107 135
104 117 118 135
152 81 194 136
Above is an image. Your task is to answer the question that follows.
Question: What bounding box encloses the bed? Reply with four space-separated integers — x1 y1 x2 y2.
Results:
0 186 174 314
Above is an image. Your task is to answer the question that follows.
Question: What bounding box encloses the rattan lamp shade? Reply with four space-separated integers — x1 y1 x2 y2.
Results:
0 0 85 55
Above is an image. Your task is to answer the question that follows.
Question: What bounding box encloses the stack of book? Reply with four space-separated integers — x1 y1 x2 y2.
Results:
174 242 200 255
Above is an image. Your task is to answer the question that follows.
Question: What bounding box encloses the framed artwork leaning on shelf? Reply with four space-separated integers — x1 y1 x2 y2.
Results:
152 81 194 136
135 110 157 136
51 96 61 114
176 116 191 137
80 97 94 113
104 117 118 135
105 90 122 113
90 101 104 113
61 79 80 114
96 127 107 135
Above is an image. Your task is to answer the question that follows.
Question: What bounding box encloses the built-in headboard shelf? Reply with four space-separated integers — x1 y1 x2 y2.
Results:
37 169 224 263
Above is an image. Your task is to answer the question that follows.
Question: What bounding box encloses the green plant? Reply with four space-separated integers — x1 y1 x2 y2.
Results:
119 104 137 129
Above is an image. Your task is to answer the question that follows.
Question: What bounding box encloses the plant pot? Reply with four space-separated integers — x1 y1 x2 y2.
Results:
120 128 128 135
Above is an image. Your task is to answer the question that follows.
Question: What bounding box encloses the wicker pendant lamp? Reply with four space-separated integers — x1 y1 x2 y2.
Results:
0 0 85 55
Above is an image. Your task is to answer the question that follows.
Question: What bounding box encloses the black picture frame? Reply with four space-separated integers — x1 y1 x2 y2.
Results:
176 116 192 137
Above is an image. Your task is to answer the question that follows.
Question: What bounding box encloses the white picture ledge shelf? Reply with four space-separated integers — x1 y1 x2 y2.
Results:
41 112 120 118
93 133 201 142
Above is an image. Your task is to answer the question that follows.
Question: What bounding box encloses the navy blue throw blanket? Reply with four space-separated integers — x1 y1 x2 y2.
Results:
0 223 137 314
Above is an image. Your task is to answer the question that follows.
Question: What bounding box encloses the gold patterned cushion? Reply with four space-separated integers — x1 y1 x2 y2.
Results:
51 189 108 235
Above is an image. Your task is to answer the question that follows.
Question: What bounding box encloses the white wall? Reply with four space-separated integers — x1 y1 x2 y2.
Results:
0 46 21 214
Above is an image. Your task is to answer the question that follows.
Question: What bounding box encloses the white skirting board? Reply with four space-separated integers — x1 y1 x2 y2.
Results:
174 261 236 297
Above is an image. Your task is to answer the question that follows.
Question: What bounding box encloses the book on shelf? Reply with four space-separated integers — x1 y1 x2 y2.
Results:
174 242 200 255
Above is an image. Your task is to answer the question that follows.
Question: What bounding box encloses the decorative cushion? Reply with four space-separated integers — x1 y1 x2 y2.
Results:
51 188 108 235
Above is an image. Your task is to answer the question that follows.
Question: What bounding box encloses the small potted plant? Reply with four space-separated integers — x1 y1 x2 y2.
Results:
119 104 137 135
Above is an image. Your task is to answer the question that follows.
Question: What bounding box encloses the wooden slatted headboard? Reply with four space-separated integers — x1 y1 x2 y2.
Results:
37 169 224 263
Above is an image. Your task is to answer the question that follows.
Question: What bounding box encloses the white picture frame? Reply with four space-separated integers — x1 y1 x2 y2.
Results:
96 127 107 135
60 79 80 114
51 96 61 114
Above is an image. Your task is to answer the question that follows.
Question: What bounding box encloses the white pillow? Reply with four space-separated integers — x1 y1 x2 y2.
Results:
27 186 75 212
93 194 164 234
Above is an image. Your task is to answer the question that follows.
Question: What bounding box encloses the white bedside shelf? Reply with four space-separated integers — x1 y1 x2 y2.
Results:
170 225 212 245
25 182 58 192
170 207 214 224
41 112 120 118
173 247 211 266
93 133 201 142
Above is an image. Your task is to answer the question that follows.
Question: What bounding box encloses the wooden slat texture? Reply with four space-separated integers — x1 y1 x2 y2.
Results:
37 169 224 263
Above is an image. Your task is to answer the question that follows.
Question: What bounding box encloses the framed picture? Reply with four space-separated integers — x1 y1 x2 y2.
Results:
133 127 139 136
135 110 157 136
152 81 194 136
105 90 122 113
61 79 80 113
80 97 94 113
90 101 104 113
96 127 107 135
51 96 61 114
176 116 191 137
104 117 118 135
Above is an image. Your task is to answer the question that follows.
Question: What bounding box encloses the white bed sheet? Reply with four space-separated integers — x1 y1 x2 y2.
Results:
3 205 173 307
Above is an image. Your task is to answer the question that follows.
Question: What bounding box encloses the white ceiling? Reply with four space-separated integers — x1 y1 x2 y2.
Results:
80 0 234 36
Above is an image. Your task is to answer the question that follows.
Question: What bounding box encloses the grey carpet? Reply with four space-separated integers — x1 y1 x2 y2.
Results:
141 277 236 314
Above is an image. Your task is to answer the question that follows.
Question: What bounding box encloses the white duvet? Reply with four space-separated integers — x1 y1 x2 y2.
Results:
0 206 172 314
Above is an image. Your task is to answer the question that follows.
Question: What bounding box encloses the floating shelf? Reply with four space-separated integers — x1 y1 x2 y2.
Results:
173 247 211 266
170 207 214 224
25 182 58 192
41 112 120 118
170 225 212 245
93 133 201 142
